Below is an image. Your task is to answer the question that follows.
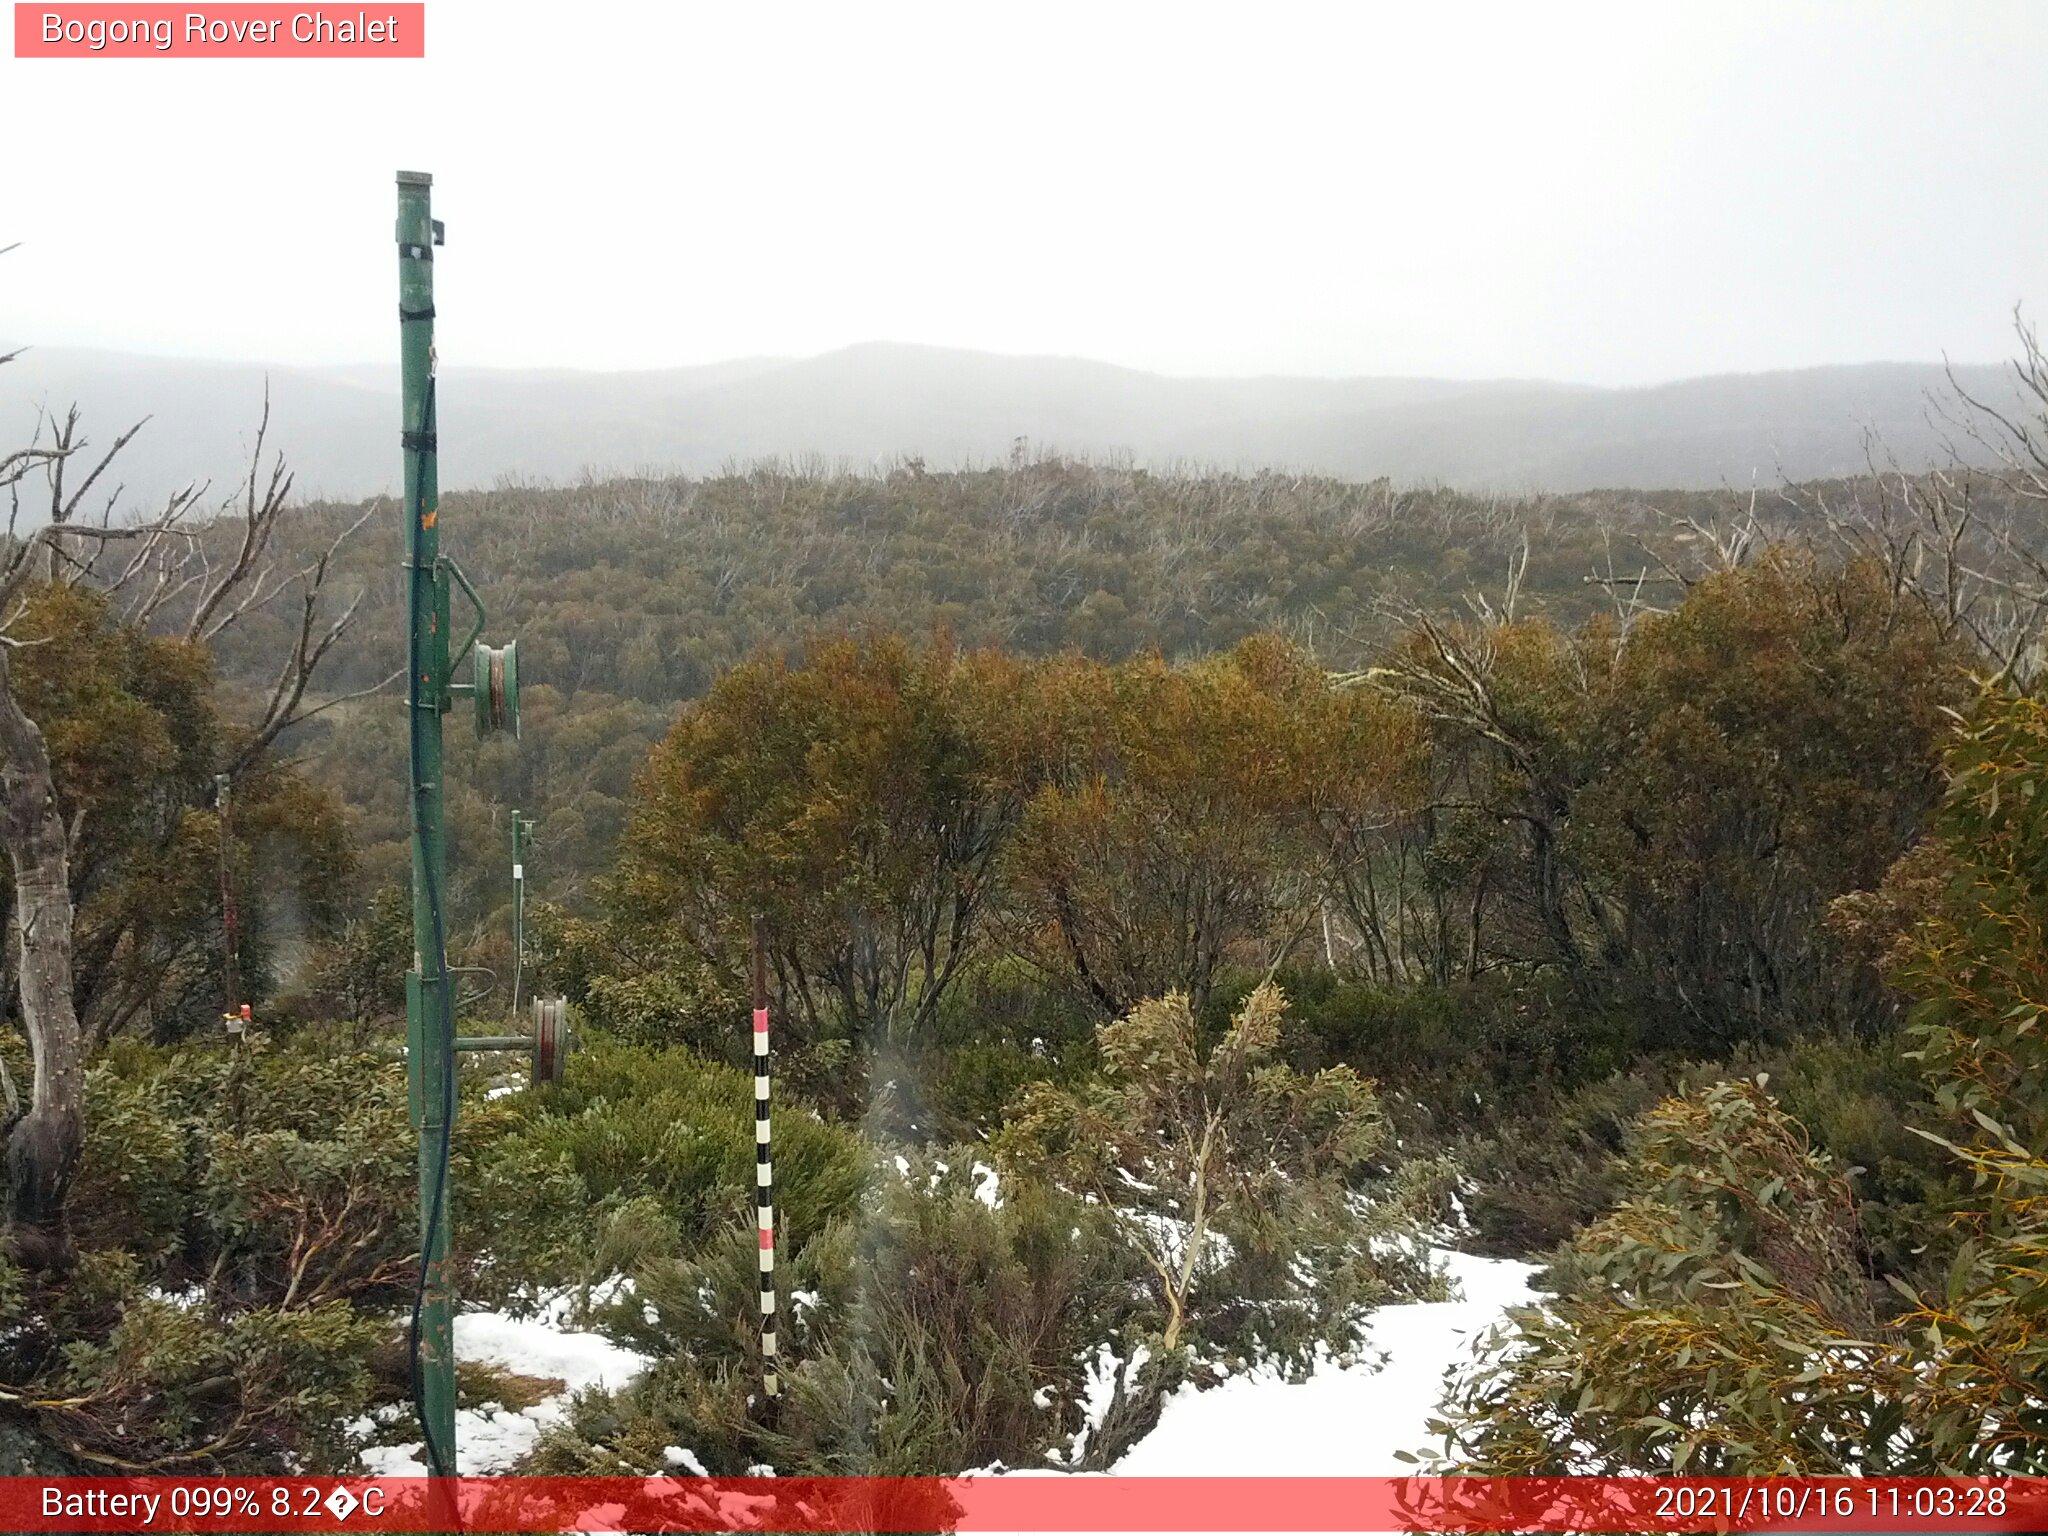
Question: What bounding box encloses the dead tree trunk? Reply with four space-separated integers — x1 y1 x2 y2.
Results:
0 646 84 1271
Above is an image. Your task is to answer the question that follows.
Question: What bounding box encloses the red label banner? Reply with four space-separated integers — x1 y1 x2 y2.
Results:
4 1476 2043 1532
13 4 424 57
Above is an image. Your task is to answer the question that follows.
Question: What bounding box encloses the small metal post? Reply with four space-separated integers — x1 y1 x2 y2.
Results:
510 811 534 1016
753 916 780 1409
215 772 243 1040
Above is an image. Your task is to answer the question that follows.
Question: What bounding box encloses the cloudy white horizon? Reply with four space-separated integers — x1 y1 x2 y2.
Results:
3 0 2045 387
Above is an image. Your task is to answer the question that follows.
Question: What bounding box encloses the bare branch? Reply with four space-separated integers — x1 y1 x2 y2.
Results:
50 412 151 534
187 383 295 643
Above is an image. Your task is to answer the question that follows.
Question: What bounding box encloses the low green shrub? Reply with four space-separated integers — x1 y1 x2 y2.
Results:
1430 1077 1903 1474
1740 1033 1953 1285
528 1161 1147 1476
70 1064 189 1260
1448 1067 1672 1256
3 1040 437 1472
470 1041 868 1296
1246 968 1639 1117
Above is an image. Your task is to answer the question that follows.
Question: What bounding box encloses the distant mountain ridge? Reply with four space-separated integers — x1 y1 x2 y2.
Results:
0 340 2014 511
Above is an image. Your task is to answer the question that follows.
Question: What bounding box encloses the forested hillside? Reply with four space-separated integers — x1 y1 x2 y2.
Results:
205 463 1832 932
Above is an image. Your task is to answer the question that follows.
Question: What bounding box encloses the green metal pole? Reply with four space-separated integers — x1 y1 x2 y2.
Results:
397 168 457 1479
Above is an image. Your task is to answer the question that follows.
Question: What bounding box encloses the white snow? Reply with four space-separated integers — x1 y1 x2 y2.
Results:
664 1445 710 1476
352 1244 1533 1486
1109 1249 1536 1475
1047 1341 1154 1468
583 1274 636 1311
972 1161 1001 1208
962 1244 1537 1536
1447 1181 1475 1232
455 1305 650 1396
1118 1209 1234 1273
358 1290 653 1476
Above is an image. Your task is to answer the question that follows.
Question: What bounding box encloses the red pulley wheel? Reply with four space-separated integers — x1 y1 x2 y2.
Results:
531 996 567 1087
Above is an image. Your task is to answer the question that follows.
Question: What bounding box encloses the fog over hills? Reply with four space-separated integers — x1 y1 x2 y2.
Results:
0 341 2013 512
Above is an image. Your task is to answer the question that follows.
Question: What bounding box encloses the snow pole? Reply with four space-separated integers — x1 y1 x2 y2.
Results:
752 915 780 1409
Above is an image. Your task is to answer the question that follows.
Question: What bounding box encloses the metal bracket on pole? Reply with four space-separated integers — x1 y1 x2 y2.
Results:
391 996 574 1091
441 557 521 738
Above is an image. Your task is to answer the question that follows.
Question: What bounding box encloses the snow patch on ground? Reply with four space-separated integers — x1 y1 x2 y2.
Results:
358 1290 653 1476
1048 1340 1153 1468
456 1306 649 1397
353 1248 1531 1481
1110 1249 1537 1475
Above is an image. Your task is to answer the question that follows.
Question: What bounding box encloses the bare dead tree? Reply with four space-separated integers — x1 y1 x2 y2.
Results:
1600 482 1774 603
1587 519 1657 635
1329 520 1643 989
1944 307 2048 511
1466 535 1530 628
1778 311 2048 685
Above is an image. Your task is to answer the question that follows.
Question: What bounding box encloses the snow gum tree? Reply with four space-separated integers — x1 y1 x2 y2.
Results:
1001 637 1425 1019
1430 686 2048 1476
0 348 371 1270
614 633 1026 1052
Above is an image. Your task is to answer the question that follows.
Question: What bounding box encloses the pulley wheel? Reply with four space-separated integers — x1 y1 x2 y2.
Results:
474 640 521 739
531 995 569 1087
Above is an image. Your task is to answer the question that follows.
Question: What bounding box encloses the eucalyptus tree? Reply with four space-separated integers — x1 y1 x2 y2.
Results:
0 347 379 1269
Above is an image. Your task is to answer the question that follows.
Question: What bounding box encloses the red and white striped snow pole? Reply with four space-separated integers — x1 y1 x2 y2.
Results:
752 916 780 1405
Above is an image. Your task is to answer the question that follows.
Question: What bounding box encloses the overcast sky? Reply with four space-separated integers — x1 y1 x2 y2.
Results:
4 0 2045 385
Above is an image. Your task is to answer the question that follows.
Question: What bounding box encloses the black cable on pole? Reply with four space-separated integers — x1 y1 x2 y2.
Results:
405 375 458 1482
